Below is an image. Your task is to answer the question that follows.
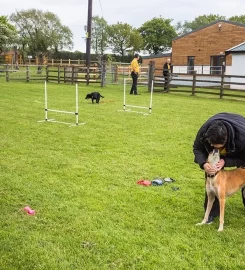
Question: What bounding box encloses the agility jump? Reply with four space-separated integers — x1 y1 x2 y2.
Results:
119 78 153 115
38 81 85 126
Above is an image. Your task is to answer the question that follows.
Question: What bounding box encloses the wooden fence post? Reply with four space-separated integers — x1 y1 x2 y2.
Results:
101 60 106 87
71 66 73 83
86 66 90 85
6 65 9 82
191 71 197 95
220 68 225 98
26 65 29 82
64 66 66 83
58 66 60 83
45 66 49 82
115 65 118 83
148 61 155 92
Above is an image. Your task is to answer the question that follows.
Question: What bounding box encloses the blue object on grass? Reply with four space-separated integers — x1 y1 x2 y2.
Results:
152 179 163 186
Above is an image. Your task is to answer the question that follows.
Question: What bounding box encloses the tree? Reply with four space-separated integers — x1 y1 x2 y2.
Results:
9 9 73 59
138 17 177 55
129 29 144 54
229 15 245 24
107 22 143 57
0 16 17 54
91 16 108 55
176 14 226 35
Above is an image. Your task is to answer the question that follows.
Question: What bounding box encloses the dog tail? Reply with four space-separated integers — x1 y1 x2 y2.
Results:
100 95 104 98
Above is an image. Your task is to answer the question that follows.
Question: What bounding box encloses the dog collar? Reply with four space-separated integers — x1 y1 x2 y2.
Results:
207 172 218 178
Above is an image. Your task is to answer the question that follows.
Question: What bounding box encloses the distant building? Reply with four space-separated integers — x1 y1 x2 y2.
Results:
0 50 21 65
142 20 245 75
172 20 245 75
226 41 245 89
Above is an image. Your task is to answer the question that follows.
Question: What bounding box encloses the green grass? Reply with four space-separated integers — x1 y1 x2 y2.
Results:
1 81 245 270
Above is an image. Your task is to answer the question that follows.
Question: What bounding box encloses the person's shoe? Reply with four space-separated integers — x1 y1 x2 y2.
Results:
206 215 215 224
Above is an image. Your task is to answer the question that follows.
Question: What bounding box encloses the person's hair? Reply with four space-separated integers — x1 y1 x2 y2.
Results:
134 53 139 58
205 120 227 145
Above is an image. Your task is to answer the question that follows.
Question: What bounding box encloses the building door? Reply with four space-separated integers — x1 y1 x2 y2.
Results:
210 55 225 74
187 56 195 74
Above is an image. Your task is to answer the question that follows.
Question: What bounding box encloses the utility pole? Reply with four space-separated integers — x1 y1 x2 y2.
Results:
86 0 92 85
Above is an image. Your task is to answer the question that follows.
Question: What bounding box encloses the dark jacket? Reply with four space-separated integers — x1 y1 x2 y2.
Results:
193 112 245 168
163 62 171 76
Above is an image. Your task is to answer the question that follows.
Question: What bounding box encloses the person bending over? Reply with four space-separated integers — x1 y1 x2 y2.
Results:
193 112 245 223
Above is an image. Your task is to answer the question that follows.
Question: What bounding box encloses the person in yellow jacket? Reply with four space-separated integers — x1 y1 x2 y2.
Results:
130 54 140 95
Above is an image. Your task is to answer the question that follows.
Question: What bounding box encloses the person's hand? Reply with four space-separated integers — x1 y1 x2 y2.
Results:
215 159 225 171
203 159 225 175
203 163 216 175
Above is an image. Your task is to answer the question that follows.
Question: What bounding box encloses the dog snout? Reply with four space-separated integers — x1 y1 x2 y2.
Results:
210 148 219 156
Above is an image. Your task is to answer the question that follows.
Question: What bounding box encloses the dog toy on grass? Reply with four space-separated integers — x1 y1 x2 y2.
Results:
152 179 163 186
163 177 176 183
152 177 176 185
24 206 36 215
136 180 152 186
137 177 176 186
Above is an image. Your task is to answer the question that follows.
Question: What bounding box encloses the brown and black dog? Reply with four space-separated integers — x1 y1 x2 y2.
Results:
85 92 104 104
197 149 245 231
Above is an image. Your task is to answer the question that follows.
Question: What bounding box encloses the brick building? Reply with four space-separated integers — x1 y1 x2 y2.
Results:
172 20 245 74
142 20 245 75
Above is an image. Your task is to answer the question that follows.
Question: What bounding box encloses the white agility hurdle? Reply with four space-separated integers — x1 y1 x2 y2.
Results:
38 81 85 127
119 78 153 115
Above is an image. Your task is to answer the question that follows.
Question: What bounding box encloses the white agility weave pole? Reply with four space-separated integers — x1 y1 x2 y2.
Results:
38 81 85 126
120 78 153 115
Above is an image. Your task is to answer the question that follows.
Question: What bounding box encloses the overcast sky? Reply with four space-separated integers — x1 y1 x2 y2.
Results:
1 0 245 52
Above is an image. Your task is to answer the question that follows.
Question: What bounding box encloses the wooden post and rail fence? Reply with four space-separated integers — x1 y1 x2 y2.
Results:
2 61 245 101
0 62 149 86
148 61 245 100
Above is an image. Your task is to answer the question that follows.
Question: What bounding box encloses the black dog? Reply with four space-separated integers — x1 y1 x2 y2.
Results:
85 92 104 104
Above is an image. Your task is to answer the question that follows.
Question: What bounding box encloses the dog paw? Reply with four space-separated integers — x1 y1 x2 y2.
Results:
218 226 224 232
196 222 205 226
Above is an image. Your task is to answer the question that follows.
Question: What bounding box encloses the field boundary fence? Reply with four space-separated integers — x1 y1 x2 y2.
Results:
153 69 245 100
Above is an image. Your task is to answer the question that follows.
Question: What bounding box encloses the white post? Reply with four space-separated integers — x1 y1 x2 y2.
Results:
149 80 153 114
45 81 48 121
75 84 78 125
123 78 126 111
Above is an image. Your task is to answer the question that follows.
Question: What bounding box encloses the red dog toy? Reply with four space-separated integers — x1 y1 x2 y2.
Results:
136 180 152 186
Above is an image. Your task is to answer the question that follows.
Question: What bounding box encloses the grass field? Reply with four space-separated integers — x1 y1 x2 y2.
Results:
1 80 245 269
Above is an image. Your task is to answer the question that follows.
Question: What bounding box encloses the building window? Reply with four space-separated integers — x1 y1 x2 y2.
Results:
187 56 195 74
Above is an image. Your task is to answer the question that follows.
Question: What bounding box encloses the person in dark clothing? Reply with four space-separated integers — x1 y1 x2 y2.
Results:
193 112 245 224
163 58 171 92
130 54 140 95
